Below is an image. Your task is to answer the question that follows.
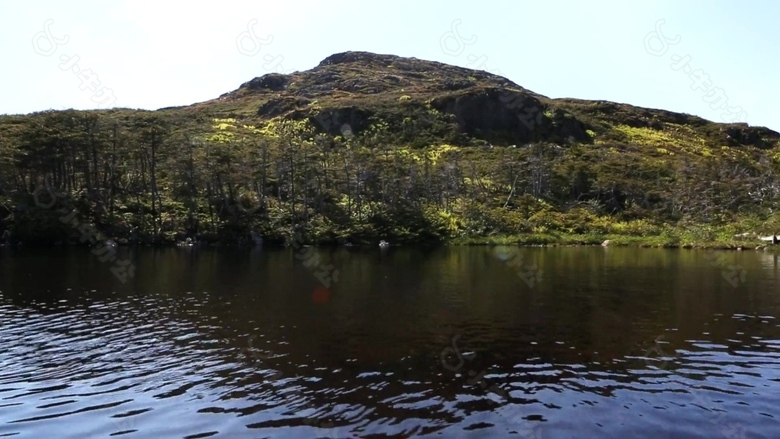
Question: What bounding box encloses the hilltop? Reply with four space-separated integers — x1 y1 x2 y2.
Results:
1 51 779 248
205 51 778 148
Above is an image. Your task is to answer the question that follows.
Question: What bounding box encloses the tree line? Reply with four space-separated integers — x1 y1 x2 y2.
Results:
1 109 779 246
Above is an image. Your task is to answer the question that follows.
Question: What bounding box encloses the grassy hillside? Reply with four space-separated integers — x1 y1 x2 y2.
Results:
1 51 779 248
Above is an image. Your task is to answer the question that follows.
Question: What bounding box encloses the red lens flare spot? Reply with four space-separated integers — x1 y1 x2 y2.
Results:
312 287 331 304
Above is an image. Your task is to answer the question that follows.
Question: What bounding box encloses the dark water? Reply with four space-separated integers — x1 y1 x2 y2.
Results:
1 246 779 438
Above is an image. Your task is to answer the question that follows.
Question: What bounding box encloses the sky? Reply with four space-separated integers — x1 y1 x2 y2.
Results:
1 0 778 131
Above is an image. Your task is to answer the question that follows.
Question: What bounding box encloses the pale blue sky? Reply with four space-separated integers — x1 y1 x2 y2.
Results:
2 0 778 130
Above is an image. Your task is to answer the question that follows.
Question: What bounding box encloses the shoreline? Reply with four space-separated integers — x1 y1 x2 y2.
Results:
2 234 777 252
449 234 776 251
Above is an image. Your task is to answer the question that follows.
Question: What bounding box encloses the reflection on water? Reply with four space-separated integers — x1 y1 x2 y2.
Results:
1 246 779 438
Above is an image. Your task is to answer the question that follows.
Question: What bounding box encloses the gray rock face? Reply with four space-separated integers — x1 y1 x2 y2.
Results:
430 89 589 144
243 73 289 92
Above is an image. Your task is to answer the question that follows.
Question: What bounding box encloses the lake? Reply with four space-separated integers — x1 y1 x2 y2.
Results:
1 246 779 438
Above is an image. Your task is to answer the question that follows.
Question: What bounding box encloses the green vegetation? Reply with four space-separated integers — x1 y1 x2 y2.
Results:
1 52 779 248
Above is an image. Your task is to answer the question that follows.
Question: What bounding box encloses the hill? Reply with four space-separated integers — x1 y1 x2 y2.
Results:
1 51 779 248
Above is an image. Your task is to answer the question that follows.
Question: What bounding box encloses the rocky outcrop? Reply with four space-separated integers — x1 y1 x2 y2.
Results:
257 96 311 117
722 124 780 148
430 89 590 144
242 73 289 92
308 106 372 136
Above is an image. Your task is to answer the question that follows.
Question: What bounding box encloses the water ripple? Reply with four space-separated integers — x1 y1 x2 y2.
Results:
2 248 780 438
